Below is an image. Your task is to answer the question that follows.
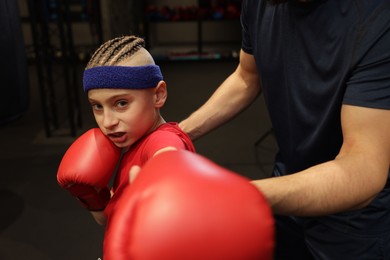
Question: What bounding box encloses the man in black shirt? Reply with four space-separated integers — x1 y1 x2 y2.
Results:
180 0 390 259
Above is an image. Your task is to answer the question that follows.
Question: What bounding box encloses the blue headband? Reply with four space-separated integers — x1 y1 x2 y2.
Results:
83 65 163 92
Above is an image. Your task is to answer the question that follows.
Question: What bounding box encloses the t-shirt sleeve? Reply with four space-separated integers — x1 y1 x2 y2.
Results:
343 18 390 109
142 131 188 159
240 0 253 54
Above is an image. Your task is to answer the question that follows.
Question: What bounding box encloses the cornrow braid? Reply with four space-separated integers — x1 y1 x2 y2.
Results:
86 36 145 69
98 36 137 66
86 37 125 68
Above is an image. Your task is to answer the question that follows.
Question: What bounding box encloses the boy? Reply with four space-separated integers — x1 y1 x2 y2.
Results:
58 36 195 225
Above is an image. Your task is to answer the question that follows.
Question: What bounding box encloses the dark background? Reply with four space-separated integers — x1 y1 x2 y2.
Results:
0 0 277 259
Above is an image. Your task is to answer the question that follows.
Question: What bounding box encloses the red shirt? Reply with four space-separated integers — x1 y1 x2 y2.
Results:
105 122 195 217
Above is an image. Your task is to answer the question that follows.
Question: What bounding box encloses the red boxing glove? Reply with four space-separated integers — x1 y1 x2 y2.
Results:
57 128 121 211
104 150 274 260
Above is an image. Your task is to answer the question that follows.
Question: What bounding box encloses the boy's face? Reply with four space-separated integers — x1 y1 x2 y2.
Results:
88 86 164 149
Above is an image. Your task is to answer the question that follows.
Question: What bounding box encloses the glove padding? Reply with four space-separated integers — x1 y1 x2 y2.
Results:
57 128 121 211
104 150 274 260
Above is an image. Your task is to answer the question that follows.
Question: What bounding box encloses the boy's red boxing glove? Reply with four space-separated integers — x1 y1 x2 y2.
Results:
57 128 121 211
103 150 274 260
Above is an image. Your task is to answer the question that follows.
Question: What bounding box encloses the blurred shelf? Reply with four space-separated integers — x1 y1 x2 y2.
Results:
144 0 242 62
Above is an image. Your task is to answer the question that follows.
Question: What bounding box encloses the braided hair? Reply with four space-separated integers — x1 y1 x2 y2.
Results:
86 36 145 69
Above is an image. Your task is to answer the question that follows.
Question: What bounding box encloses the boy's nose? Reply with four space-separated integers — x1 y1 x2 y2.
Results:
102 111 119 129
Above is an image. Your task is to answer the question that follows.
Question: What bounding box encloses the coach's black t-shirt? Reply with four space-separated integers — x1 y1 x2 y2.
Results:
241 0 390 235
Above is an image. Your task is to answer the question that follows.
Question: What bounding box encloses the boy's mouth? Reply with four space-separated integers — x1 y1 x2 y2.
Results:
108 132 125 138
107 132 127 143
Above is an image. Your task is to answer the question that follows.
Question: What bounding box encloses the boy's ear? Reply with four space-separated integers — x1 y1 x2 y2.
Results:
154 81 168 108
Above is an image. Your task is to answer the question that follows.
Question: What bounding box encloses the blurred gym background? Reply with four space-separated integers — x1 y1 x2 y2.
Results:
0 1 276 259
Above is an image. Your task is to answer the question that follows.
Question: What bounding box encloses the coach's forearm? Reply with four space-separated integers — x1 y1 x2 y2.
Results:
180 71 260 140
252 153 388 216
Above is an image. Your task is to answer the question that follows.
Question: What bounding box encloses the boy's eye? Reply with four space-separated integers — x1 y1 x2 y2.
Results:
116 100 128 108
91 104 103 111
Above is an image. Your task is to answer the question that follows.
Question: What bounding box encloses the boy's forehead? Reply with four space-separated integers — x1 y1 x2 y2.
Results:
88 88 143 99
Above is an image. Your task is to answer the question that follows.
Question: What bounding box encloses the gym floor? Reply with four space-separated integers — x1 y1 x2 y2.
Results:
0 60 277 259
